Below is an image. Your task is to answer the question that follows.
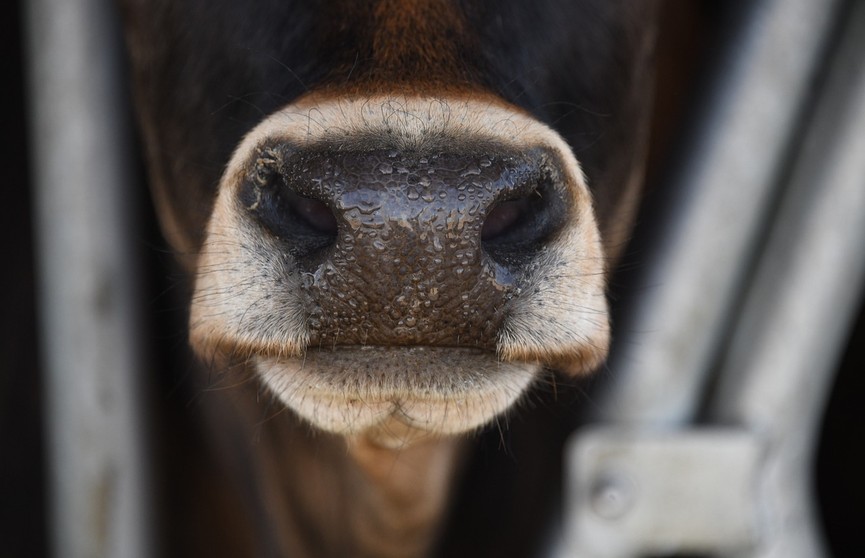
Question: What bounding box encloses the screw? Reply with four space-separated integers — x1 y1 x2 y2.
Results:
590 471 636 520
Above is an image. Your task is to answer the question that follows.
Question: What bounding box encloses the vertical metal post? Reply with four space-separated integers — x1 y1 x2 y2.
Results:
597 0 840 425
556 0 863 556
25 0 151 556
709 2 865 555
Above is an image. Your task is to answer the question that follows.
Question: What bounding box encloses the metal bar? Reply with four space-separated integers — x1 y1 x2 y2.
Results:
25 1 151 556
561 428 763 557
555 1 863 556
597 0 841 426
708 2 865 556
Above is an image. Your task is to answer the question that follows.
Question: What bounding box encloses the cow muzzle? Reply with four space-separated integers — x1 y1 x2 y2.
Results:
190 94 610 445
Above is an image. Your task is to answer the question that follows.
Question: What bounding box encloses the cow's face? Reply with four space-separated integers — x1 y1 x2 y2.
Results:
190 92 609 443
121 0 658 446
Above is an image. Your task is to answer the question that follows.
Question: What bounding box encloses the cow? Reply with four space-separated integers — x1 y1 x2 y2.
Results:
118 0 662 555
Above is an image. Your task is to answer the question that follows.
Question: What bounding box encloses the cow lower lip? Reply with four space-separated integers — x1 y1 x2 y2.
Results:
255 346 540 437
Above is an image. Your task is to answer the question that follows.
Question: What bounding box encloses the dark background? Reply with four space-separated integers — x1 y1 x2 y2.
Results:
1 0 45 554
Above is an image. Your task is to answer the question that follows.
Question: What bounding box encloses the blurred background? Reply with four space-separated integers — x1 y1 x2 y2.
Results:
2 0 863 556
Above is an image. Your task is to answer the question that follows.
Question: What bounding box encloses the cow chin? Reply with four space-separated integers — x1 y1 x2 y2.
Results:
255 347 540 446
189 93 611 445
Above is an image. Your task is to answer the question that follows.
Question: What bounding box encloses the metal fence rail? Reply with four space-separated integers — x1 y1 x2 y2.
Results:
558 0 865 556
25 0 151 556
597 0 842 427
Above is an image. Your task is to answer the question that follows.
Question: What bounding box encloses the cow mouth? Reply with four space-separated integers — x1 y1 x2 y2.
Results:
255 346 539 445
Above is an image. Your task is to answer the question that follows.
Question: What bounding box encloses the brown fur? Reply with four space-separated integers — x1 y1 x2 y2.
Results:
319 0 481 92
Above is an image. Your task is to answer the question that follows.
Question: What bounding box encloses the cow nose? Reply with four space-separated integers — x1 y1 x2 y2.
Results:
239 144 569 349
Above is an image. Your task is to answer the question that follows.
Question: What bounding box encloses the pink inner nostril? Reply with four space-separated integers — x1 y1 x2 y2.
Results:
293 196 338 235
482 197 530 241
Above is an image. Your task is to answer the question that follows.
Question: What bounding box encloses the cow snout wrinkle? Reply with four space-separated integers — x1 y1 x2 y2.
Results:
240 143 570 350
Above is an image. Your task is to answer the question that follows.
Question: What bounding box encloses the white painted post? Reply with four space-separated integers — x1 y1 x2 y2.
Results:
25 0 151 556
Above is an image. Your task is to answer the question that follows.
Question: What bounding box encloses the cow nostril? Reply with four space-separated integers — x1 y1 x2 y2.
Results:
286 191 338 236
481 177 566 267
481 196 532 241
240 154 338 261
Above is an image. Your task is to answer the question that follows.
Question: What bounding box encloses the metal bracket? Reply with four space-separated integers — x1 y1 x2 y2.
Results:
561 428 763 558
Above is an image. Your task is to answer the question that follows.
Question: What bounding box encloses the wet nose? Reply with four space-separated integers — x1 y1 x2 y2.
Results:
239 143 570 349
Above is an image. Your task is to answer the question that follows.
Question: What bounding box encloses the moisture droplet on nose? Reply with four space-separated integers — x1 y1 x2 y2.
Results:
461 164 481 177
